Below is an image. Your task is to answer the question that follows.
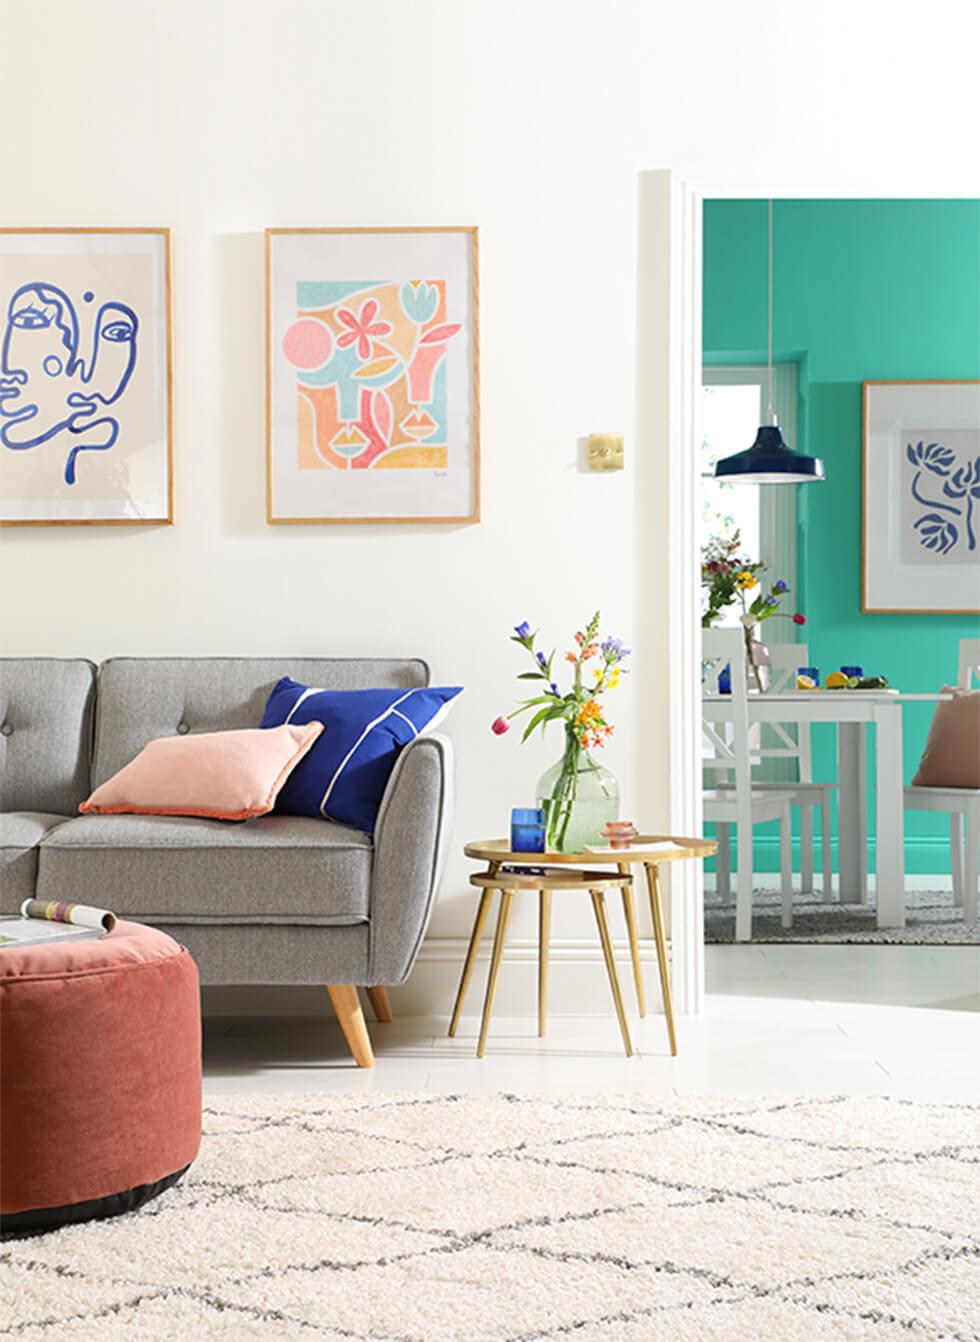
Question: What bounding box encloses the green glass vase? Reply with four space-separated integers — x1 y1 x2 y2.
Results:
536 726 620 852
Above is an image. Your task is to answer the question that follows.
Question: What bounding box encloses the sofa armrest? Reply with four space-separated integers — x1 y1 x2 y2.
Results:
368 732 454 984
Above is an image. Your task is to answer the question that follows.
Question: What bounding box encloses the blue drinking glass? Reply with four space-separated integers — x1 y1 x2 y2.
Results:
511 807 546 853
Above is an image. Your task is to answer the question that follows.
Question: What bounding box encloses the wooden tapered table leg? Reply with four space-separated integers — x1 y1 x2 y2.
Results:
449 887 494 1037
590 889 633 1057
477 890 514 1058
644 862 677 1056
538 888 552 1038
618 861 646 1018
365 986 393 1022
325 983 375 1068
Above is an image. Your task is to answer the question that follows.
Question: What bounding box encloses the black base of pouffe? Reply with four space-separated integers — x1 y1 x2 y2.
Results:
0 1164 191 1239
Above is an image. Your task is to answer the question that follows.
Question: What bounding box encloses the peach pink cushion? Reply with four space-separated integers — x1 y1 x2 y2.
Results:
911 687 980 789
80 723 323 821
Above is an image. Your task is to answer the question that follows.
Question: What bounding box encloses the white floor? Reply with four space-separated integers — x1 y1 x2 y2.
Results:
203 944 980 1101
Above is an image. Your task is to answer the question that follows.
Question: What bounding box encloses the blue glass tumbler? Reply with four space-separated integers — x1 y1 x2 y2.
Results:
511 807 546 853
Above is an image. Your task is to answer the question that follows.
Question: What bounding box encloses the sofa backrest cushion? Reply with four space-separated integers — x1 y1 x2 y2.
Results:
92 658 430 788
0 659 97 814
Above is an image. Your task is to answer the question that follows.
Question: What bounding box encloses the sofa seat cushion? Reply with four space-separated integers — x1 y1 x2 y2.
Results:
37 814 372 925
1 812 73 913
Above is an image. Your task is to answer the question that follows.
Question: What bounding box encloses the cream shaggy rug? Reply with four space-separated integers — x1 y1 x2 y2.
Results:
3 1093 979 1341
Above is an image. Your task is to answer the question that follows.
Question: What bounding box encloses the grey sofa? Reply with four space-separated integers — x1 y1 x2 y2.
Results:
0 657 454 1067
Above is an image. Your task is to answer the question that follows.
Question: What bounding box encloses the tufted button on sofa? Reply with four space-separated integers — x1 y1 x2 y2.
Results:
0 657 454 1067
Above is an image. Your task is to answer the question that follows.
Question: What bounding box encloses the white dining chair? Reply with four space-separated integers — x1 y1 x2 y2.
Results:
707 642 835 900
703 627 795 941
903 638 980 922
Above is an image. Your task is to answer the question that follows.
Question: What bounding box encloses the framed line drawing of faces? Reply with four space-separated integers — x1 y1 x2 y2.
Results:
863 380 980 613
266 226 480 523
0 228 173 525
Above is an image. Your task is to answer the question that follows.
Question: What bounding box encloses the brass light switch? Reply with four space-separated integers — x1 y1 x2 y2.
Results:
588 434 624 471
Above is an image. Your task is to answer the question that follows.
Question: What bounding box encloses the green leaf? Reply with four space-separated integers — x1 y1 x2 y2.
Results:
517 672 546 680
522 705 556 742
510 694 557 717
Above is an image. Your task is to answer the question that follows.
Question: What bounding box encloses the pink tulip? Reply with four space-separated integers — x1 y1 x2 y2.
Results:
793 613 807 626
491 716 511 735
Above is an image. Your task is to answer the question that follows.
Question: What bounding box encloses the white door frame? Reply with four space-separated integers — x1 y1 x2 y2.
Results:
635 171 704 1014
642 178 977 1015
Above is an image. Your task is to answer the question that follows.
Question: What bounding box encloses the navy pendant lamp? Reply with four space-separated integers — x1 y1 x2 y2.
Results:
713 200 825 485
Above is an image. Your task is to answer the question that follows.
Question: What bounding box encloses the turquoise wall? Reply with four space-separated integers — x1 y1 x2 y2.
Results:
703 198 980 874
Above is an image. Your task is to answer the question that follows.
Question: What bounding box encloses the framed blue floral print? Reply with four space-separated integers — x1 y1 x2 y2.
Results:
863 380 980 613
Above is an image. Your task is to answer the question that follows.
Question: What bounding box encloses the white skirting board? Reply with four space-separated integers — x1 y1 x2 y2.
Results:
202 935 668 1019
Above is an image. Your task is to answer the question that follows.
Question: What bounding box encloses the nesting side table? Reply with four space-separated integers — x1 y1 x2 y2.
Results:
453 836 716 1058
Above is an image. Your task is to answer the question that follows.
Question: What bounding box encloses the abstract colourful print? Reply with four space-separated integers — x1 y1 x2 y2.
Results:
282 280 460 471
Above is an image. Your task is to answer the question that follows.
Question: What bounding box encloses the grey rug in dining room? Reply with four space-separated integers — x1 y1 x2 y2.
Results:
704 887 979 944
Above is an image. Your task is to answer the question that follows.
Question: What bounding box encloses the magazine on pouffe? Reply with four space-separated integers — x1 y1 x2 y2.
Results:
0 899 117 949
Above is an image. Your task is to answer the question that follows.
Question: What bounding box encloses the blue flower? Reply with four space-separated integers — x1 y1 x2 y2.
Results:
399 281 439 325
773 579 789 593
514 621 532 641
906 441 955 476
536 651 548 668
601 636 631 660
914 513 957 554
764 595 779 608
550 683 560 696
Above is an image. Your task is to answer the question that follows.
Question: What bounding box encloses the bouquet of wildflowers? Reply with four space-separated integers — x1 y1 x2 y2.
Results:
701 532 763 627
491 612 629 850
735 572 806 689
701 533 805 692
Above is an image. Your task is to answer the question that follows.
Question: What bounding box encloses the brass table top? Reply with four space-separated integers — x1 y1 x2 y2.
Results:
464 834 717 867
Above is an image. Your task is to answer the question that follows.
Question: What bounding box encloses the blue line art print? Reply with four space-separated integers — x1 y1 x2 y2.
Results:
906 439 980 556
0 281 138 485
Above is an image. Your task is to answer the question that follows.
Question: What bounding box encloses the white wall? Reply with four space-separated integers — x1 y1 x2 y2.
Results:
4 0 977 1014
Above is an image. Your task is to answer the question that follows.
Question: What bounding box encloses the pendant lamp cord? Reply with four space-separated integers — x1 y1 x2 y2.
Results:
767 197 775 425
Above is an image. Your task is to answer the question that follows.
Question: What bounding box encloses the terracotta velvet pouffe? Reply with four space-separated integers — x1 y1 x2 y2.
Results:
0 921 201 1236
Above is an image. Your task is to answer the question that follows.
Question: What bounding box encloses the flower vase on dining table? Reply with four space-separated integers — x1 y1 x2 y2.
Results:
536 724 620 852
744 628 771 693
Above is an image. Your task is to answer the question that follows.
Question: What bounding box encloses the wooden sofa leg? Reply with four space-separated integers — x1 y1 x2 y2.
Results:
365 986 393 1023
325 985 375 1068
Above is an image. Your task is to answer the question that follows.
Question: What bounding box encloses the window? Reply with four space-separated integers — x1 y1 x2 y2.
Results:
700 364 799 625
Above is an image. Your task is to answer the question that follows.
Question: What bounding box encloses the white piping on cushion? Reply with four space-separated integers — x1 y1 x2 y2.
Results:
391 708 419 736
318 689 418 817
284 685 322 723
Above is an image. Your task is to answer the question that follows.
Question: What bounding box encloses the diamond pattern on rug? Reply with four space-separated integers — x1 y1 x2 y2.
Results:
705 886 979 944
3 1093 978 1341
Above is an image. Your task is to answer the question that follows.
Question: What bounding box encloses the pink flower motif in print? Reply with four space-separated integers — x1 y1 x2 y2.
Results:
335 299 392 360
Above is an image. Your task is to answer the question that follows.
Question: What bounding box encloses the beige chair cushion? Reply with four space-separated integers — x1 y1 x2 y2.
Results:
911 687 980 788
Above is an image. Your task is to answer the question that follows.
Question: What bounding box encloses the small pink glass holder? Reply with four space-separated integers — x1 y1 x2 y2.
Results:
602 821 639 849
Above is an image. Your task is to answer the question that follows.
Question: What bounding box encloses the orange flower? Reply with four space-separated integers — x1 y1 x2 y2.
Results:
575 698 602 728
565 651 578 664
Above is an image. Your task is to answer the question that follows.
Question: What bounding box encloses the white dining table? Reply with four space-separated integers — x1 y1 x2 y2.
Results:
701 689 949 929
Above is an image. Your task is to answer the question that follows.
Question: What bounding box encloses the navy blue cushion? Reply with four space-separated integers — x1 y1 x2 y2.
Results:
259 678 461 832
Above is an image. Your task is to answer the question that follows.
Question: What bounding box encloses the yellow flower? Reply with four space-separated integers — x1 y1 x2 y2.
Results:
593 667 603 682
608 668 620 689
735 570 758 590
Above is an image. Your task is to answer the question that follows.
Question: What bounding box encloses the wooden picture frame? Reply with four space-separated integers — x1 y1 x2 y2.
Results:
0 227 173 526
862 379 980 614
265 226 480 524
